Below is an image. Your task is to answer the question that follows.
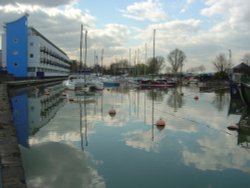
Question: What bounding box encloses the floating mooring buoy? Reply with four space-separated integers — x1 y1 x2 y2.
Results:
156 118 166 131
156 118 166 126
109 108 116 117
194 96 199 100
69 97 75 102
227 124 239 131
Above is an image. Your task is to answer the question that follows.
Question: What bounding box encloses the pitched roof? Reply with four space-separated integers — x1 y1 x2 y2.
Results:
232 63 250 74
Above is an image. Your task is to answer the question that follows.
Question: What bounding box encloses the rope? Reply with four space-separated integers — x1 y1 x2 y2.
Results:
152 106 233 136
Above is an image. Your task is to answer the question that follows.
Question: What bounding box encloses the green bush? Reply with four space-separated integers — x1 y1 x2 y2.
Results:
213 71 229 80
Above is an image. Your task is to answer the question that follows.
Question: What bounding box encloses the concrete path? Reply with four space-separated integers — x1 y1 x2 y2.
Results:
0 84 26 188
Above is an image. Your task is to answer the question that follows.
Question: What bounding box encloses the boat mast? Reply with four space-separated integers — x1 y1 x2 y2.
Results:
84 30 88 83
84 30 88 70
152 29 156 141
144 43 147 76
137 48 140 76
129 48 131 75
101 49 104 75
153 29 156 59
80 24 83 73
229 49 232 65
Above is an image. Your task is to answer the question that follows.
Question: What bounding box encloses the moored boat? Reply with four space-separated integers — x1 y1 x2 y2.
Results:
101 76 120 87
137 78 176 88
62 74 104 91
62 74 87 90
241 81 250 106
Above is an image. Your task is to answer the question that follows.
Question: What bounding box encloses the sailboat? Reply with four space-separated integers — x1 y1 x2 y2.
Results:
63 25 89 91
63 26 104 91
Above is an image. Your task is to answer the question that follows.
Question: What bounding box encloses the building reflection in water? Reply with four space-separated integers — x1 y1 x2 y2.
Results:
10 84 65 148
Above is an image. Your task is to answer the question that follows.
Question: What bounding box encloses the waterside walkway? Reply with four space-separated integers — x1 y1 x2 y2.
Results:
0 84 26 188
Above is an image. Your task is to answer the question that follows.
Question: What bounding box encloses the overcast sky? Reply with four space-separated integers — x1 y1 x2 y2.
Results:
0 0 250 72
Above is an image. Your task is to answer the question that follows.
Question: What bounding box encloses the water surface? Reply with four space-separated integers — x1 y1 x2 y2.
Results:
10 83 250 188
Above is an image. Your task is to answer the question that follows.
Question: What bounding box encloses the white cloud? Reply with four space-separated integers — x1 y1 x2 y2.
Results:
90 24 129 49
0 0 76 7
1 0 250 71
0 3 133 66
187 0 195 4
130 0 250 71
201 0 250 30
120 0 167 22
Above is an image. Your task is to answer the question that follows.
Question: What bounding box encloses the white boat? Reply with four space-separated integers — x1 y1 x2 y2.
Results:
62 26 104 91
62 74 87 90
62 74 104 91
87 75 104 90
101 76 120 87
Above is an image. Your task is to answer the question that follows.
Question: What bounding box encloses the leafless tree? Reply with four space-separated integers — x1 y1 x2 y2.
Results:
212 53 232 72
243 53 250 65
167 48 186 74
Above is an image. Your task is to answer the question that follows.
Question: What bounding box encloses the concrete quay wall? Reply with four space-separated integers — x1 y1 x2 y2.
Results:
0 84 26 188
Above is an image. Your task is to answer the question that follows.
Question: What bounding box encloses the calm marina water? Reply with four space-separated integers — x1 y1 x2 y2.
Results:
9 83 250 188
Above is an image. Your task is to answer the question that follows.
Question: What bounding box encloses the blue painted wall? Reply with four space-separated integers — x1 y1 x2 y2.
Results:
11 91 29 148
6 15 28 77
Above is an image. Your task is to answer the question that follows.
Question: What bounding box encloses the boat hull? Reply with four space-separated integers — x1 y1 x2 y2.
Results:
103 82 120 87
137 79 175 88
241 82 250 106
62 74 104 91
229 82 241 99
241 83 250 106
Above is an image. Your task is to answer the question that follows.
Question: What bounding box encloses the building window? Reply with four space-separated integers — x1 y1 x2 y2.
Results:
13 62 18 67
30 54 34 58
28 67 36 72
13 37 18 44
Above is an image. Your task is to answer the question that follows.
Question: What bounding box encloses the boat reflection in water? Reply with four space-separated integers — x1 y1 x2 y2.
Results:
64 88 103 150
237 110 250 149
228 97 250 149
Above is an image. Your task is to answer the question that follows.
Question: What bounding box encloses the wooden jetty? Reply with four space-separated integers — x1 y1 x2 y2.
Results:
0 84 26 188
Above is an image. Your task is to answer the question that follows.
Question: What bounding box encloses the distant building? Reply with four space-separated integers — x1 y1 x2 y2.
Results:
230 62 250 83
1 14 71 78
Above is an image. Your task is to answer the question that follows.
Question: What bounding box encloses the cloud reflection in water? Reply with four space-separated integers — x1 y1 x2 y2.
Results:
21 142 105 188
